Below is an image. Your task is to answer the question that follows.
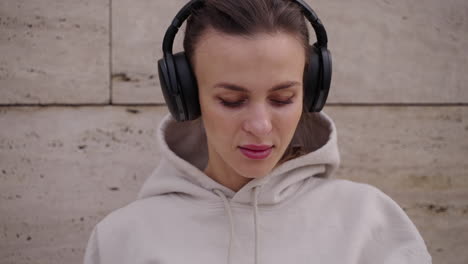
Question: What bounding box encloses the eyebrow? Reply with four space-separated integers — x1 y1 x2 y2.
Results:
214 81 300 92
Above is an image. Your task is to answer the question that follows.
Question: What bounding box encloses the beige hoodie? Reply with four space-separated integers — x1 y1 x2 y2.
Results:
83 111 432 264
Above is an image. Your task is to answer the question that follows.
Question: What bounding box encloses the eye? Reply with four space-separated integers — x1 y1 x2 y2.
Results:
270 96 294 106
219 98 247 108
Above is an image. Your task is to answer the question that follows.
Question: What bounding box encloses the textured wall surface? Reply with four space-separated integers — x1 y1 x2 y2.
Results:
1 0 467 264
0 0 110 104
109 0 468 104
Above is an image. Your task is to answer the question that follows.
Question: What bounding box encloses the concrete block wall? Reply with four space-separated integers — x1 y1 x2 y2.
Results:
1 0 467 263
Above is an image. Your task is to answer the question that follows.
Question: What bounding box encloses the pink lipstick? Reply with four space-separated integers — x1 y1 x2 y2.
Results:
239 144 273 160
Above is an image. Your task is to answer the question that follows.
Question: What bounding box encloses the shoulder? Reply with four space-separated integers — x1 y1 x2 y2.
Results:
92 195 178 242
84 196 177 263
102 194 178 222
327 179 409 217
309 178 432 263
311 178 396 206
306 178 420 234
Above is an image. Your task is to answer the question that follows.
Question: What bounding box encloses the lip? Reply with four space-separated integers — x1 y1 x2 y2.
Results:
239 144 273 160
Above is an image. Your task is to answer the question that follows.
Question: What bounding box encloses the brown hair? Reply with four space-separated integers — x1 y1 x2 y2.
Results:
183 0 312 164
183 0 310 65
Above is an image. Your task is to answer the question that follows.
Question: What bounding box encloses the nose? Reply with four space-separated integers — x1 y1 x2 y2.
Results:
242 103 272 136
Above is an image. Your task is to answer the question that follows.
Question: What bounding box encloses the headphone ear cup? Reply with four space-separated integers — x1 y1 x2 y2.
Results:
315 47 332 112
303 45 332 112
157 52 200 121
303 45 320 112
158 58 184 120
173 52 201 120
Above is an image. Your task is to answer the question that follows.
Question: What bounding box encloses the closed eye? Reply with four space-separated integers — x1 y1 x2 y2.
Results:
219 98 246 108
218 93 296 109
270 98 294 106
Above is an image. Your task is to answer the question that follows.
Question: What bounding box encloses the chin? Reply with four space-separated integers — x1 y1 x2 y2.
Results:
235 150 283 177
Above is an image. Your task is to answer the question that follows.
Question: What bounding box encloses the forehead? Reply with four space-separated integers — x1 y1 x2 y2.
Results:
192 29 306 90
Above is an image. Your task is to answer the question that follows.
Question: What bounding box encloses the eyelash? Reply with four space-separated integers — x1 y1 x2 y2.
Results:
219 98 294 108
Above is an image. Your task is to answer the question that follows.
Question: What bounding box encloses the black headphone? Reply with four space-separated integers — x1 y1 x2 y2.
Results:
158 0 332 122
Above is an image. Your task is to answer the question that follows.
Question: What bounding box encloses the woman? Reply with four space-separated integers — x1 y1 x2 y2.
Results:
84 0 432 263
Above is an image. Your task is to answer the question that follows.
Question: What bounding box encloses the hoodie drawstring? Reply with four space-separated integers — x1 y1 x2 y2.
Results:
213 189 235 264
252 185 261 264
213 186 262 264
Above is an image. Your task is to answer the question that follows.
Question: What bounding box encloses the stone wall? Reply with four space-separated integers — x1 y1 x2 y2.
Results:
1 0 467 263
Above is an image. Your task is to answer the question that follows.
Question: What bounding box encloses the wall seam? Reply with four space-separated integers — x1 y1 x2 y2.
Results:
109 0 113 104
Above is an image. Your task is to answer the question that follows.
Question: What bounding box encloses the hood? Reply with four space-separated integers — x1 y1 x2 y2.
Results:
137 111 340 205
138 111 341 264
84 110 433 264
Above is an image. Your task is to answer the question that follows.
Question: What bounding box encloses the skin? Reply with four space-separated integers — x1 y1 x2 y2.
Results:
193 29 305 192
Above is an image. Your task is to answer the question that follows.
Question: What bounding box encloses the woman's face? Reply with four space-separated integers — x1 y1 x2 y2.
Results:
193 29 305 185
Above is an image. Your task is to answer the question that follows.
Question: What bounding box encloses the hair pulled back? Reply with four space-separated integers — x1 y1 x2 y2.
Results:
183 0 310 66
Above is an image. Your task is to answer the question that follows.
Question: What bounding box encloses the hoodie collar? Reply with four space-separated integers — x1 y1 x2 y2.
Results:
137 111 340 205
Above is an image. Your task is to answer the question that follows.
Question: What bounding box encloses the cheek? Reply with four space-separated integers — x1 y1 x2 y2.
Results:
274 103 303 138
200 98 239 148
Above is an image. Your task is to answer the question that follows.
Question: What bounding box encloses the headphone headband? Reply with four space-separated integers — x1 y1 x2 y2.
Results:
293 0 328 47
162 0 328 58
163 0 203 57
158 0 332 121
